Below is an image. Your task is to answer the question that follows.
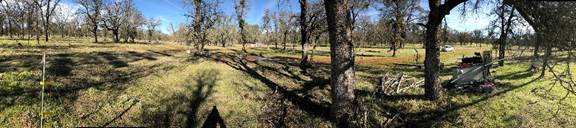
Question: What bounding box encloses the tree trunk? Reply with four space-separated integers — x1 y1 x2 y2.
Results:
113 30 119 42
239 20 247 52
392 39 397 57
324 0 355 126
533 40 540 58
8 20 13 39
310 34 321 63
424 0 467 101
529 31 541 71
282 31 288 50
194 0 202 49
61 26 65 38
0 19 3 35
104 29 108 41
540 42 551 77
311 43 317 63
130 27 136 43
498 38 506 66
93 26 98 43
424 18 442 101
424 1 443 101
36 26 40 44
236 0 247 52
44 21 49 42
148 31 152 42
299 0 310 70
241 28 246 52
498 6 515 66
221 34 227 47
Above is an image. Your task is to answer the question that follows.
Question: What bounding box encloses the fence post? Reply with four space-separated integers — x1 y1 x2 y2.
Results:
40 52 46 128
483 50 492 77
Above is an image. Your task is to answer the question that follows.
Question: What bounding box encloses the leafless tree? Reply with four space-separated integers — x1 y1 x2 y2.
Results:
348 0 369 31
145 17 160 42
54 3 78 38
215 15 234 47
35 0 62 42
185 0 222 51
298 0 327 70
306 2 327 64
77 0 103 43
379 0 420 57
275 11 295 50
121 0 143 43
472 29 484 46
261 9 272 47
1 0 28 39
234 0 248 52
103 0 125 43
489 1 517 66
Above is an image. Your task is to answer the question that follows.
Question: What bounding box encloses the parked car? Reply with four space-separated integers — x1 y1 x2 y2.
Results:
442 45 454 52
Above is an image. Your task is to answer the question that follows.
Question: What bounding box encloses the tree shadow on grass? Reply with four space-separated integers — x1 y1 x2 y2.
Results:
401 77 540 127
140 69 221 127
102 98 140 127
48 55 74 76
249 56 331 93
494 70 535 80
185 69 220 127
354 89 428 104
193 49 545 126
147 49 181 57
0 50 164 73
0 62 173 120
0 42 115 50
208 52 332 122
0 54 42 72
0 50 177 118
96 52 129 68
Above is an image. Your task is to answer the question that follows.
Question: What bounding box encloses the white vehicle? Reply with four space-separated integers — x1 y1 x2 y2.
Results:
442 45 455 52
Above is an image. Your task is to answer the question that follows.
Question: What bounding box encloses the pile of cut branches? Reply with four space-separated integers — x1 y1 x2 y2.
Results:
375 73 424 96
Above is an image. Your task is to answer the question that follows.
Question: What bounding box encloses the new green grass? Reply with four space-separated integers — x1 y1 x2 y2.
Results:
1 38 575 127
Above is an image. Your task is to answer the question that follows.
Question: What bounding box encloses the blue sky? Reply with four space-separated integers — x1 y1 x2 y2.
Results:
142 0 299 34
61 0 494 34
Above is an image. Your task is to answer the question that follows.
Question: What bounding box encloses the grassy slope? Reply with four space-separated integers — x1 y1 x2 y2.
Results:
1 38 575 127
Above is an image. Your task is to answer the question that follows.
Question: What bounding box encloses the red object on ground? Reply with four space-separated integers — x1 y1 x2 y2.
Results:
459 63 472 68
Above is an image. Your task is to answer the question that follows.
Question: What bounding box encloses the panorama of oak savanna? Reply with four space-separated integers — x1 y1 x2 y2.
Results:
1 0 575 127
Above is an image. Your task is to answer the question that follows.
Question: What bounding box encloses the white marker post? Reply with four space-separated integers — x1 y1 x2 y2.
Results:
40 52 46 128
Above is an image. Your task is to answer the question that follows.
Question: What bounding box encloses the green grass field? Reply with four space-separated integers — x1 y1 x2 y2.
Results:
1 38 575 127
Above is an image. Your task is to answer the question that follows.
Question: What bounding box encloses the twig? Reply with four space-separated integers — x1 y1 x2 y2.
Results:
395 74 404 94
383 113 399 127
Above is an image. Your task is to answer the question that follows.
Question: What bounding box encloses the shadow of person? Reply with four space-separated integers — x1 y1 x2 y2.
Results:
201 106 226 128
185 69 220 127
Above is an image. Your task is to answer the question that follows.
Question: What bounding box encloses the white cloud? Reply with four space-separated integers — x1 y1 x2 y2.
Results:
160 0 185 12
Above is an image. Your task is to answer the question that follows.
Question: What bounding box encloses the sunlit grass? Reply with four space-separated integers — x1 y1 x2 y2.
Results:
1 38 575 127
